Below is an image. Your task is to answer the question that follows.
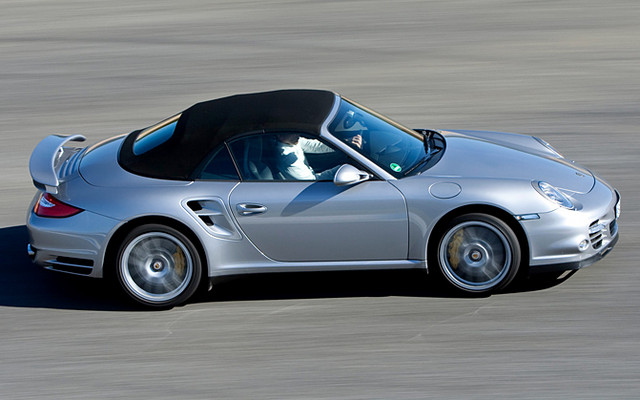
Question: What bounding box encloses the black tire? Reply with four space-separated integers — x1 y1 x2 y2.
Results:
116 224 202 308
433 213 521 294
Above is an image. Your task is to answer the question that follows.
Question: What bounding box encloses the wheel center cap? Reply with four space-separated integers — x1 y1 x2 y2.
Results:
470 249 483 262
151 261 164 271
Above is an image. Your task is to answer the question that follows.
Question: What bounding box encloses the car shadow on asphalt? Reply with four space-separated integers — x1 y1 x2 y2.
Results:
1 225 574 311
0 225 136 311
203 269 576 303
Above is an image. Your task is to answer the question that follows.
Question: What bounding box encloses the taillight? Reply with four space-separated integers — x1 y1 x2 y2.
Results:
34 193 83 218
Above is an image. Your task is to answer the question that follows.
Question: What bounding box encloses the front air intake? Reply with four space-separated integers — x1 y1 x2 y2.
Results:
589 220 604 250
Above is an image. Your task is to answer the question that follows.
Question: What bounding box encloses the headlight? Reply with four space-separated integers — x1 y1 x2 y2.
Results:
534 181 574 209
533 137 563 158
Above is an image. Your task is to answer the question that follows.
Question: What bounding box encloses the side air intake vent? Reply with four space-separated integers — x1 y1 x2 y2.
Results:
186 199 241 239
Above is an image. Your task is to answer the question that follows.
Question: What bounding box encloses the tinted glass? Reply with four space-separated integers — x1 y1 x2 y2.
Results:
133 115 180 156
328 99 427 177
229 133 352 181
196 145 240 180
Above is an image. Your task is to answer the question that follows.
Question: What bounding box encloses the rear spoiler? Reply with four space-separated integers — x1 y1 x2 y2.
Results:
29 134 86 194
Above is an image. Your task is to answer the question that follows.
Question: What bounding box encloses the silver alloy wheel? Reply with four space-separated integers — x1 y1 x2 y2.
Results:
120 232 194 303
439 220 513 292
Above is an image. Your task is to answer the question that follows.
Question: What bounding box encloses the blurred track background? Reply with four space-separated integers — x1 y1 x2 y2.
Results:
1 1 638 398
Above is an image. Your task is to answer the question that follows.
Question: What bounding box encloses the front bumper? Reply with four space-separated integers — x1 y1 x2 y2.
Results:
529 234 618 274
522 180 620 272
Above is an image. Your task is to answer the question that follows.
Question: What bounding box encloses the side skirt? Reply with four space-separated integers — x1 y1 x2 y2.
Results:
209 259 425 278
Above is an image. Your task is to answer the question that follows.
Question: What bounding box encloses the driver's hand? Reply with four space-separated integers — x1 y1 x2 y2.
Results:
350 134 363 149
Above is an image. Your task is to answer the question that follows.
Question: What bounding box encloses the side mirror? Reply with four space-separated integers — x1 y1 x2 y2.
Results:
333 164 371 186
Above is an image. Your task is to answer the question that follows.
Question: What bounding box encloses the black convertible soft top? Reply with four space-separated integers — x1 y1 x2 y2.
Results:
119 89 336 180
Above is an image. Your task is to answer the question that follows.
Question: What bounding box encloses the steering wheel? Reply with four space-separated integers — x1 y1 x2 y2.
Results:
343 115 356 129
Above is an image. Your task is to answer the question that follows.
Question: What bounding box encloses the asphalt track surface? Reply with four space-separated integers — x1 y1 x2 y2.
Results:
1 1 639 398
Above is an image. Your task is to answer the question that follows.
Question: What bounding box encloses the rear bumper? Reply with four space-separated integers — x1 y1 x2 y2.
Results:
26 195 120 278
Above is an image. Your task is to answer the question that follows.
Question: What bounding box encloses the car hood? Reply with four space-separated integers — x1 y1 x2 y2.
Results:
428 130 595 194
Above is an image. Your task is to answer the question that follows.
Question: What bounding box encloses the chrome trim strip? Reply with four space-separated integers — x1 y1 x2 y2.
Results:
45 259 93 270
516 213 540 221
43 266 93 277
589 223 606 235
43 259 94 276
27 244 35 257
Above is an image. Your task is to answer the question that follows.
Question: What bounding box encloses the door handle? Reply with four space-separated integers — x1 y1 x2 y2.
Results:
236 203 268 216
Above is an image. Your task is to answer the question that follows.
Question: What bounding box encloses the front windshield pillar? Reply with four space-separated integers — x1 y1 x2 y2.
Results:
320 129 396 181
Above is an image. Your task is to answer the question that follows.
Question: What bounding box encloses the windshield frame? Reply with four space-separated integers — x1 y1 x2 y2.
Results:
327 98 440 178
342 98 424 140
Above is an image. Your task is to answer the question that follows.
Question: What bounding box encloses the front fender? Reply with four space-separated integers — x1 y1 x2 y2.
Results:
391 176 555 260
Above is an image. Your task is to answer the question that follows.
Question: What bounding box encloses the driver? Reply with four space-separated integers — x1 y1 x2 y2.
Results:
276 134 362 181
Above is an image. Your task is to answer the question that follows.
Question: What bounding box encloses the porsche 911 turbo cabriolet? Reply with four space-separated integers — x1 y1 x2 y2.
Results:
27 89 620 307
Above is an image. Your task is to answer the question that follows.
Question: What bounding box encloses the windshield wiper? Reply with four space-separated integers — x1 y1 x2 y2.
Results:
423 130 436 154
403 130 438 176
403 155 430 176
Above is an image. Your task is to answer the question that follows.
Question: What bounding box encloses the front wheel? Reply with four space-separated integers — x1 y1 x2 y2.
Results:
434 214 521 294
116 224 202 308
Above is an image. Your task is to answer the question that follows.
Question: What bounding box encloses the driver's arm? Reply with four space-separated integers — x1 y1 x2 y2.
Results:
299 137 333 154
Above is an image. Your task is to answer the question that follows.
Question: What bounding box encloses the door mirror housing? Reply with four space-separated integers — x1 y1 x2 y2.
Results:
333 164 371 186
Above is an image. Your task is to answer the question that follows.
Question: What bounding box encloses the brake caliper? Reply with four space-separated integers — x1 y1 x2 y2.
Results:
447 229 464 269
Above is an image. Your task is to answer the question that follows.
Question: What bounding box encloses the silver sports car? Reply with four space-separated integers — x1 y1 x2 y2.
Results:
27 90 620 307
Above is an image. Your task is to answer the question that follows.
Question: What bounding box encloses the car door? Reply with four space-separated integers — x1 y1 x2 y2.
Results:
227 133 408 262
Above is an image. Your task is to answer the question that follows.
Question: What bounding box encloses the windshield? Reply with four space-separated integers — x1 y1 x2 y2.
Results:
328 98 436 178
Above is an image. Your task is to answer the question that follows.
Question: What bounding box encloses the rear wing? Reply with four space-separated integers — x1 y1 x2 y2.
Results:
29 134 86 194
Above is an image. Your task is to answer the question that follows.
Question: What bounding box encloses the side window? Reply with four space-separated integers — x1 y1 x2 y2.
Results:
229 134 280 181
229 133 355 182
195 145 240 180
133 114 180 156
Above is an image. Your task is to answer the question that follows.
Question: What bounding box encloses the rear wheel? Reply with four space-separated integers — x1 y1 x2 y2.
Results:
434 213 520 294
116 224 202 308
